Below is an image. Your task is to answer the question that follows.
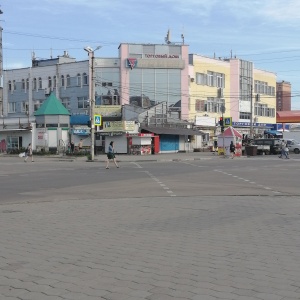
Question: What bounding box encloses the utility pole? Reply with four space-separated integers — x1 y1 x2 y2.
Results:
0 8 3 117
250 83 253 139
84 46 101 161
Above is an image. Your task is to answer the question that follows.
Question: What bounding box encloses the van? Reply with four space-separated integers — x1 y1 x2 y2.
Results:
252 138 282 155
286 139 300 154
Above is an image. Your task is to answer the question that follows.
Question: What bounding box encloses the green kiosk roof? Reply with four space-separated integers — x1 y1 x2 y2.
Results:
34 93 70 116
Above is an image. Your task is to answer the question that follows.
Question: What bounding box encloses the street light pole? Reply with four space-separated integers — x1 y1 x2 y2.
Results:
84 46 101 161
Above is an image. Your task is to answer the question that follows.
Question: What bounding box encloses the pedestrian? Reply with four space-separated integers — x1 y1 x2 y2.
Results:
78 139 83 151
70 141 75 154
106 141 119 169
279 140 288 158
284 144 290 159
230 141 236 159
24 143 34 162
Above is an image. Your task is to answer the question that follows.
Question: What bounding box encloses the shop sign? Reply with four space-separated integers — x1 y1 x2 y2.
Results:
94 105 122 117
103 121 124 132
232 122 274 128
98 131 124 136
144 54 180 59
72 128 90 135
124 121 135 131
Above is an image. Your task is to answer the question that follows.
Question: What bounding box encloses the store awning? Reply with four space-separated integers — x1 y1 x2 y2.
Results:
277 111 300 123
141 126 204 136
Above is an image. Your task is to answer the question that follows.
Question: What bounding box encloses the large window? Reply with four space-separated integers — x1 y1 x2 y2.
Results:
254 103 275 117
26 78 29 90
239 112 251 119
8 81 11 91
61 97 70 109
83 73 88 85
7 136 19 150
33 78 37 90
77 73 81 86
78 96 89 109
22 79 25 90
8 102 16 113
61 75 65 87
196 71 225 88
53 76 57 88
254 80 275 96
48 76 52 88
21 101 29 113
195 98 225 113
66 75 71 87
38 77 42 89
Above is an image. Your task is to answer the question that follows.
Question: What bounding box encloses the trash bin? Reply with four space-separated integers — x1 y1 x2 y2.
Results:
245 145 257 156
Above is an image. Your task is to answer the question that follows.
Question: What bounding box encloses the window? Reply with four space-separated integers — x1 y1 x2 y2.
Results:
61 97 70 109
13 80 16 90
7 136 19 150
61 75 65 87
207 72 214 87
83 73 88 85
8 102 16 113
26 78 29 90
239 112 251 119
216 73 224 88
195 73 207 85
78 96 89 109
195 99 205 111
38 77 42 89
53 76 57 88
8 81 12 91
66 74 70 87
77 73 81 86
33 78 37 90
34 100 42 111
48 76 52 88
21 102 29 113
22 79 25 90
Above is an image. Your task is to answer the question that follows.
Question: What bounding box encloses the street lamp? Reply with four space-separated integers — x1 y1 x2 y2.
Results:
84 46 101 161
241 76 253 139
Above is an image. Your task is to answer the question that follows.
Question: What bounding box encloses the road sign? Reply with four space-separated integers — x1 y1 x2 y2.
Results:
224 117 232 127
94 114 102 126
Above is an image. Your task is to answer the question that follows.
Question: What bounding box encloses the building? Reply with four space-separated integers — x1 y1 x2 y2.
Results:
188 54 277 141
276 80 291 111
1 43 204 153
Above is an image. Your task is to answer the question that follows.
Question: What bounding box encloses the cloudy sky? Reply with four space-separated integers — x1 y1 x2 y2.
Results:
3 0 300 108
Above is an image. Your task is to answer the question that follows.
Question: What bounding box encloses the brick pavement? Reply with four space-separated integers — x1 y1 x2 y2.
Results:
1 196 300 300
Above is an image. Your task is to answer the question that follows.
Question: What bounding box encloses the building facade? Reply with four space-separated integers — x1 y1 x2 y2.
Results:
276 80 291 111
189 54 277 139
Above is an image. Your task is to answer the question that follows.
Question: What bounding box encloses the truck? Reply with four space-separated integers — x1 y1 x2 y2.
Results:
283 131 300 154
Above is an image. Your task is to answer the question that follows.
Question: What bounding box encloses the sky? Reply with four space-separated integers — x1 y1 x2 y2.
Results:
2 0 300 109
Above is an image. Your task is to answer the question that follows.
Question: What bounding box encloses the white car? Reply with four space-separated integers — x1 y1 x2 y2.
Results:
286 139 300 154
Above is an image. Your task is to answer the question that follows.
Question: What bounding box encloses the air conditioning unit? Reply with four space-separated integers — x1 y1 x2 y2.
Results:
217 88 223 98
190 78 195 82
44 88 50 95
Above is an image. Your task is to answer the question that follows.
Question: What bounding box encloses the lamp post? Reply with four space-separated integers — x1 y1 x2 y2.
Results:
241 76 253 139
84 46 101 161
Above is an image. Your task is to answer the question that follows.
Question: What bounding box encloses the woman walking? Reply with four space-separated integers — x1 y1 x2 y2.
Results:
24 143 34 162
106 141 119 169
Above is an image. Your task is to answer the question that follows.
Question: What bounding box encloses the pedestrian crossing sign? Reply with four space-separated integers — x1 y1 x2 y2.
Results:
224 117 232 127
94 114 102 126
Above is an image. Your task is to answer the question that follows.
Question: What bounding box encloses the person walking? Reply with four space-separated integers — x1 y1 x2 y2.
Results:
106 141 119 169
70 141 75 154
24 143 34 162
230 141 236 159
78 139 83 152
279 140 288 158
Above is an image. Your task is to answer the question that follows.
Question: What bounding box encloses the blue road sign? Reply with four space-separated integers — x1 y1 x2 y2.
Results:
94 114 102 126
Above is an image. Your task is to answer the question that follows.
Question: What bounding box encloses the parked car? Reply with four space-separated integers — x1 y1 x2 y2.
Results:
252 138 282 155
286 139 300 154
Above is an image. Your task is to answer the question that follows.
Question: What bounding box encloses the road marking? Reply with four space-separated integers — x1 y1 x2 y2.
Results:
143 170 176 197
131 162 143 168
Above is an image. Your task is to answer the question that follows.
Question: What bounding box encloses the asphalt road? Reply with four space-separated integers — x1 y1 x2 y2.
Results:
1 154 300 300
0 154 299 204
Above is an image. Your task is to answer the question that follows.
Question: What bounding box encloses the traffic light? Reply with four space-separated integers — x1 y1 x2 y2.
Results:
219 117 224 127
219 117 224 132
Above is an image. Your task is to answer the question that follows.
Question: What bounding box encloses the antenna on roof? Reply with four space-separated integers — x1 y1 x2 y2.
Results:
165 29 171 44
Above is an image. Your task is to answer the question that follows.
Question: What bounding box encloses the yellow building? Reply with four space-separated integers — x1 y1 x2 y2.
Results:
189 54 277 142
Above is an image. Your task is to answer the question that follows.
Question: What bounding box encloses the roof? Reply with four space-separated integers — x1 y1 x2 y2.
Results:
141 126 204 136
277 111 300 123
34 93 70 116
218 126 243 138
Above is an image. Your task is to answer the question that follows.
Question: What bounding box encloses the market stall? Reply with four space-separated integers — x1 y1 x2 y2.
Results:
217 126 243 157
